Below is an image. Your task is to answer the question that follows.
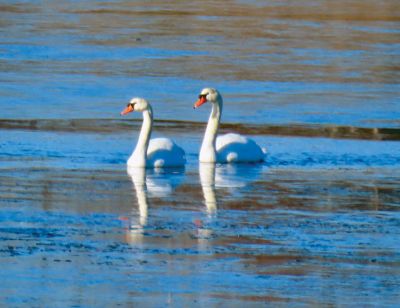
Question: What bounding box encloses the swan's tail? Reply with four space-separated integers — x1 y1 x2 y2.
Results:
226 152 238 163
153 159 165 168
262 147 267 155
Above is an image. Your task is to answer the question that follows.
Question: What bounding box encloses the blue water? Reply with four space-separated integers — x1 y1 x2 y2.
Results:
1 129 400 171
1 1 400 306
1 1 399 126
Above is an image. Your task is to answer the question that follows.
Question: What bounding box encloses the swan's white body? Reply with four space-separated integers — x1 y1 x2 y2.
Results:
128 136 186 168
194 88 266 163
122 98 186 168
216 133 265 163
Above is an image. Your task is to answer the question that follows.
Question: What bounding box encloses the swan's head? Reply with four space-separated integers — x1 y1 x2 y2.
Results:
193 88 221 108
121 98 150 115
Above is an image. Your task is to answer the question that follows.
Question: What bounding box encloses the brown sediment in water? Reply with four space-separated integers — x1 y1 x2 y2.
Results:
208 292 291 303
214 235 275 246
1 118 399 141
64 1 400 22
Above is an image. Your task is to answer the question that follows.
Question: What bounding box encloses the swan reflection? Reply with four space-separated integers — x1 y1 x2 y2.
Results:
197 163 264 247
215 163 263 189
128 167 148 227
199 162 264 212
199 163 217 215
215 163 264 206
125 166 184 244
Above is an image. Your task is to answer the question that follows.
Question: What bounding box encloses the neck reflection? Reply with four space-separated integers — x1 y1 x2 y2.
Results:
126 167 148 243
126 166 185 244
199 163 218 216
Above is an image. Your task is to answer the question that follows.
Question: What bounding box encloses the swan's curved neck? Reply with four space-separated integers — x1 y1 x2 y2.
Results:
130 107 153 167
200 97 222 163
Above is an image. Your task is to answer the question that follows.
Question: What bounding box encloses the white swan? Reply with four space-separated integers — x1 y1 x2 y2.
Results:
121 98 186 168
193 88 266 163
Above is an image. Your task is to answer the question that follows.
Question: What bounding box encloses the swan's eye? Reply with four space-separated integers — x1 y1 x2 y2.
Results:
127 103 135 107
198 94 208 99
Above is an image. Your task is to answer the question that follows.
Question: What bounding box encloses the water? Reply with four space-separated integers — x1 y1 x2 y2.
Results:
1 1 399 127
1 1 400 306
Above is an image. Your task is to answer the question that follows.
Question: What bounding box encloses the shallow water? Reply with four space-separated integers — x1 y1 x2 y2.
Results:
1 0 399 127
1 127 400 306
1 0 400 306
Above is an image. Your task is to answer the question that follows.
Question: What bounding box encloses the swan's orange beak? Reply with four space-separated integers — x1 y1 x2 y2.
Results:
121 104 134 115
193 96 207 109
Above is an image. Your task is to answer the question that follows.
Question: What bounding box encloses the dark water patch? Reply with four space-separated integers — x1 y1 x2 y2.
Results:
0 227 62 239
62 1 400 22
1 118 400 141
208 292 291 304
0 3 39 14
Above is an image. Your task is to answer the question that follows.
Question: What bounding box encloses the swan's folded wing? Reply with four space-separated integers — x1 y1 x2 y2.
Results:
216 133 265 163
147 138 186 167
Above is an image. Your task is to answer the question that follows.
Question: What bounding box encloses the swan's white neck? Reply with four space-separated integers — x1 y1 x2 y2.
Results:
128 107 153 167
200 97 222 163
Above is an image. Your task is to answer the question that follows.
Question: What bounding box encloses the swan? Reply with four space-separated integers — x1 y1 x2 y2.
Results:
121 98 186 168
193 88 266 163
